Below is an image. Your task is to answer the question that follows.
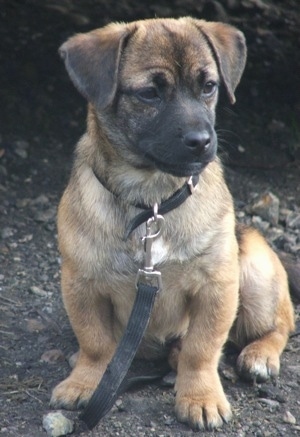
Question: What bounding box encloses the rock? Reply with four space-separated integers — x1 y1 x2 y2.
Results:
34 207 56 223
68 351 79 369
42 412 74 437
41 349 65 363
164 416 174 426
31 194 49 205
222 366 238 382
248 192 280 225
151 5 173 16
251 215 270 232
16 198 30 209
30 285 48 297
26 319 46 333
14 140 29 159
1 227 15 239
272 233 297 252
160 371 176 387
282 410 296 424
14 148 28 159
0 164 7 177
258 398 280 409
70 13 90 26
258 386 286 403
286 212 300 229
242 0 269 10
15 140 29 150
287 365 300 375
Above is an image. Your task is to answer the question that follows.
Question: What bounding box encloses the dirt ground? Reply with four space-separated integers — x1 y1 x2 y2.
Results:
0 1 300 436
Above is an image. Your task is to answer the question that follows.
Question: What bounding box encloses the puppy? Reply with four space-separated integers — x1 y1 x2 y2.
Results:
50 18 295 430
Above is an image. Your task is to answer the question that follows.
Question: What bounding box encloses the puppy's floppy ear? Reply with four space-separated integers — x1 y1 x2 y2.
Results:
192 19 247 104
59 24 132 109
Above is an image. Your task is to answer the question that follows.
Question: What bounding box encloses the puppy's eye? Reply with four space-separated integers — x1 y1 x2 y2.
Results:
136 87 161 104
203 81 218 96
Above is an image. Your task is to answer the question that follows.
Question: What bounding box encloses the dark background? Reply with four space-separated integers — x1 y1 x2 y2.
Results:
1 0 300 187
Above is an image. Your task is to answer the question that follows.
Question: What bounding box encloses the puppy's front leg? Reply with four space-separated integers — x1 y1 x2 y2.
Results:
51 261 117 410
175 275 239 430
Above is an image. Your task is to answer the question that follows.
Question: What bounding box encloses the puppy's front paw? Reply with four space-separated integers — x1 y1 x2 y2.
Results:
50 361 107 410
50 376 95 410
175 378 232 430
237 342 280 382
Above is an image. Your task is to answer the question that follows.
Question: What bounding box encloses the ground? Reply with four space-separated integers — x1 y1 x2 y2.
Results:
0 1 300 436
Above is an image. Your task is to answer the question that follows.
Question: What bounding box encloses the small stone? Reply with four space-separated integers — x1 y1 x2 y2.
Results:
34 207 56 223
68 351 79 369
251 215 270 232
41 349 65 363
287 365 300 375
286 212 300 230
282 410 296 424
258 386 286 403
164 416 174 426
16 198 30 208
114 398 126 412
26 319 46 333
258 398 280 409
222 366 238 382
0 165 7 177
249 192 280 226
161 371 176 387
70 12 90 26
15 140 29 149
42 412 74 437
286 381 298 388
18 234 33 243
1 227 15 239
15 148 28 159
14 140 29 159
30 285 48 297
31 194 49 205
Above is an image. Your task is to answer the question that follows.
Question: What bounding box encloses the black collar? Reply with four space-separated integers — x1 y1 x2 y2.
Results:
92 170 199 239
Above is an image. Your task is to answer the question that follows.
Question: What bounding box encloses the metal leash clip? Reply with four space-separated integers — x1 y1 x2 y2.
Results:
136 203 165 292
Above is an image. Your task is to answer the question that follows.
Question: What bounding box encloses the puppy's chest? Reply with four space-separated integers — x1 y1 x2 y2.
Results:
133 237 175 265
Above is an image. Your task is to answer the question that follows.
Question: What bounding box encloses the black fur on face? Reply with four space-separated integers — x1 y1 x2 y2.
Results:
104 76 219 177
133 94 218 177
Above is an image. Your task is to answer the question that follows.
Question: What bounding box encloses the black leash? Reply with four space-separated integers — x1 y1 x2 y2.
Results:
80 282 159 429
81 173 199 430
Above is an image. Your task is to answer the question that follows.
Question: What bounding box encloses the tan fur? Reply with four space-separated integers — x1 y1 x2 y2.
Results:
50 18 295 430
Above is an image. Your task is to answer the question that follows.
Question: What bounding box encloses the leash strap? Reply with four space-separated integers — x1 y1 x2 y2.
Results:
81 281 158 429
124 174 199 239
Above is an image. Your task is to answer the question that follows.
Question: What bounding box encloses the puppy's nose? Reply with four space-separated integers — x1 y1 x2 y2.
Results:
183 131 210 151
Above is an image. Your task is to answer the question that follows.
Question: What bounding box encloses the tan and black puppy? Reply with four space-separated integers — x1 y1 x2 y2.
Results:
50 18 295 430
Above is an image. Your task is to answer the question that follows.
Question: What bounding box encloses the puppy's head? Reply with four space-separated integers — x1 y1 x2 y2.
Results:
59 18 246 177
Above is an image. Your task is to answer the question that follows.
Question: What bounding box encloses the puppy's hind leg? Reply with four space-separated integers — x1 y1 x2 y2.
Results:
231 227 295 382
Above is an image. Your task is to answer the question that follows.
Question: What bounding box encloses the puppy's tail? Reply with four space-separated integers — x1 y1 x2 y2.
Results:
279 251 300 302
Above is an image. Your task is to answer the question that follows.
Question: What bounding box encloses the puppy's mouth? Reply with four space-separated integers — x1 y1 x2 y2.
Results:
143 153 214 177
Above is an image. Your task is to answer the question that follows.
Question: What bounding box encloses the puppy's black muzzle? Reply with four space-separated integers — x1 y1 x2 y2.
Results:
135 98 218 177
